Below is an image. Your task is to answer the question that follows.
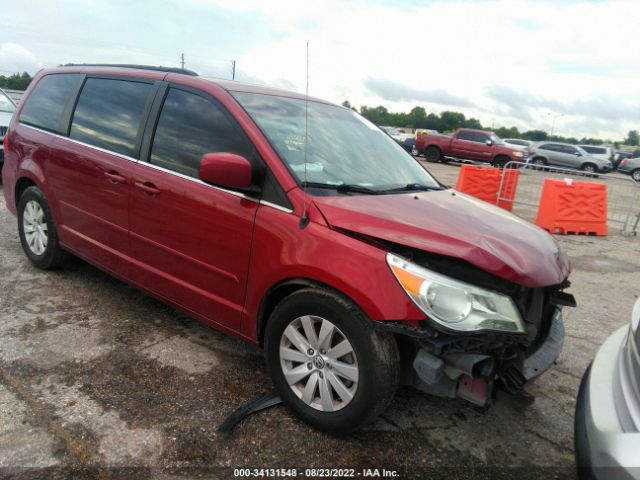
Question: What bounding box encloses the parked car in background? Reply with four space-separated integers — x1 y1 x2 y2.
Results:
503 138 532 150
414 128 528 166
617 157 640 182
380 126 403 143
577 145 615 164
3 64 575 434
528 142 612 173
0 88 17 167
575 297 640 479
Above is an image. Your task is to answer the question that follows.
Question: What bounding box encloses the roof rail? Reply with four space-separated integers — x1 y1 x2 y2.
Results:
61 63 199 76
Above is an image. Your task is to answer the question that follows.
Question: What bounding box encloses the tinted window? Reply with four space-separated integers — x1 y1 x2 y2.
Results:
20 74 83 133
150 88 253 178
70 78 152 157
581 146 606 154
540 144 561 152
562 146 578 155
457 131 474 141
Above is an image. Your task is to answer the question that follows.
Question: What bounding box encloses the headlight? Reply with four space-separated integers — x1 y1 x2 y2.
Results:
387 253 525 334
512 151 524 158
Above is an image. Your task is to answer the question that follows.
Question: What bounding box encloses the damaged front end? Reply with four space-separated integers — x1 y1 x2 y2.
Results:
382 249 575 407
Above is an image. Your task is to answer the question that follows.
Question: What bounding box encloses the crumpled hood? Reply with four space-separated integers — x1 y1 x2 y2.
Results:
313 189 570 288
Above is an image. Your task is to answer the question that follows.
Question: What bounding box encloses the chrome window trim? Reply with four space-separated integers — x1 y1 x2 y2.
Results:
21 123 139 163
19 122 294 213
259 200 293 213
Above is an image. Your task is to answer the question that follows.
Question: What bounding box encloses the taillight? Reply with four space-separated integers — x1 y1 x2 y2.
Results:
527 147 533 154
621 159 627 167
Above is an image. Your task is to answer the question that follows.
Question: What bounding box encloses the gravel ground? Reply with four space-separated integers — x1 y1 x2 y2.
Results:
1 162 639 480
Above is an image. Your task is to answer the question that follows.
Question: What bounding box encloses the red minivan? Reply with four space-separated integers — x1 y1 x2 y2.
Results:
2 65 575 434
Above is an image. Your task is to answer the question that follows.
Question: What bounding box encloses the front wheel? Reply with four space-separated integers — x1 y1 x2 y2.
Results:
492 155 510 168
264 288 399 435
631 169 640 182
410 146 419 157
17 186 67 269
581 163 597 173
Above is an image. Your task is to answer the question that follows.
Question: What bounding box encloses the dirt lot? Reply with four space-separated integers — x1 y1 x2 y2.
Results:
1 162 639 479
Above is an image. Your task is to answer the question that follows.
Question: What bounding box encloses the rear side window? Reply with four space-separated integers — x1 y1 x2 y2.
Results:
149 88 253 178
457 131 474 141
582 146 606 154
20 74 83 133
70 78 153 157
540 144 560 152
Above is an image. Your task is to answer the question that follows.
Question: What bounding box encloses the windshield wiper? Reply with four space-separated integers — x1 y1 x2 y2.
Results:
302 181 382 194
381 183 444 193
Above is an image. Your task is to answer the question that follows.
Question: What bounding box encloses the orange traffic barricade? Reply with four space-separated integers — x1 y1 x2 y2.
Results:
535 178 607 236
497 168 520 211
455 165 520 211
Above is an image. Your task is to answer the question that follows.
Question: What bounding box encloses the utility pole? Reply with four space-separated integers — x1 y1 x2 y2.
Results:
548 112 564 136
180 53 185 69
232 60 236 80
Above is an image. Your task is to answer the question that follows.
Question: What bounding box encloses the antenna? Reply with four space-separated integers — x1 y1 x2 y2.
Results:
180 53 185 69
299 41 310 229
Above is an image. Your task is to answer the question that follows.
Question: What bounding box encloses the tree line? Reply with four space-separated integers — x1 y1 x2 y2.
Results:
0 72 33 91
344 101 639 147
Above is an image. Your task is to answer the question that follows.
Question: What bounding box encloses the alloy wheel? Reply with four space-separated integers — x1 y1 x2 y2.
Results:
22 200 48 256
279 315 359 412
632 170 640 182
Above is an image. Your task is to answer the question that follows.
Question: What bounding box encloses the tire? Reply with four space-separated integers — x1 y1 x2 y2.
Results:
492 155 510 168
264 288 399 435
532 157 547 166
410 146 419 157
631 169 640 182
581 163 597 173
17 186 67 269
425 146 441 163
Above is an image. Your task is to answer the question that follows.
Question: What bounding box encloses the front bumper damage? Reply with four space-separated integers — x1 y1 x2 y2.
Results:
411 308 565 406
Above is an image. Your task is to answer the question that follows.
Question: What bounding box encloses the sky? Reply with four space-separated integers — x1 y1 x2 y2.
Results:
1 0 639 140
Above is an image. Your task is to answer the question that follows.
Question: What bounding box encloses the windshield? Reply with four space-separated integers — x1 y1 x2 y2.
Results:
233 92 440 192
490 133 504 145
0 90 16 114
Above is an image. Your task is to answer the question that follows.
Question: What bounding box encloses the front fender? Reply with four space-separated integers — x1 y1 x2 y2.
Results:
242 206 424 341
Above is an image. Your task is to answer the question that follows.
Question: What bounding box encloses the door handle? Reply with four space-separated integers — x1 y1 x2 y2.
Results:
135 181 161 196
104 170 127 184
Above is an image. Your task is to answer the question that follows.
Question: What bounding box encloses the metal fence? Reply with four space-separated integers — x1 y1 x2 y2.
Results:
497 162 640 236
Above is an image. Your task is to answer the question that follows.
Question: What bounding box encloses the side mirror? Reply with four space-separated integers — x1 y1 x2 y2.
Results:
575 152 582 156
485 139 493 146
199 152 253 190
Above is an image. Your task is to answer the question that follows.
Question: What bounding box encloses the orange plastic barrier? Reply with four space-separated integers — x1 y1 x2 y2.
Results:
535 178 607 236
497 169 520 212
455 165 520 211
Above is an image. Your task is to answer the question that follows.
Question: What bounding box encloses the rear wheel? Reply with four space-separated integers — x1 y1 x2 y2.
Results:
631 169 640 182
425 146 441 163
410 146 419 157
264 288 399 435
17 186 66 269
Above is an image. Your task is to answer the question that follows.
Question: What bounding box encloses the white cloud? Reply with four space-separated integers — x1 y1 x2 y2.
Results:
197 0 640 139
0 43 41 75
2 0 639 139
